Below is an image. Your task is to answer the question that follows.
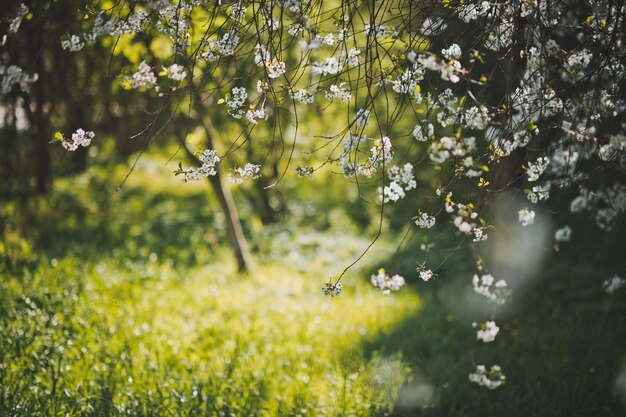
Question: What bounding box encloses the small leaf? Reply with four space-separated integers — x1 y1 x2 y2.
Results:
49 131 64 143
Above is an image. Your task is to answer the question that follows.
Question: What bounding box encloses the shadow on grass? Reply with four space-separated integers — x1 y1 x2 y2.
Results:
359 231 626 417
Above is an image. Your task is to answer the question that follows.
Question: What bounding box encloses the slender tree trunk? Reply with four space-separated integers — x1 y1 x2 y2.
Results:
202 121 253 273
177 102 253 273
206 170 253 272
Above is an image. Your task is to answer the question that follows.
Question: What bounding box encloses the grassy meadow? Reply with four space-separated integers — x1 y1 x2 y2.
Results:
1 149 625 416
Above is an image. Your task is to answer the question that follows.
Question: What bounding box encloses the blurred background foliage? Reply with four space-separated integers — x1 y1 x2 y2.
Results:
1 0 626 416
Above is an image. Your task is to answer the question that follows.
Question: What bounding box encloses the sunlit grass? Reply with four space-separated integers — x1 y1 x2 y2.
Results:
1 253 420 416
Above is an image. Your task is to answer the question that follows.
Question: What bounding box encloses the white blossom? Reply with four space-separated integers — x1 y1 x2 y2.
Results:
9 3 29 33
0 64 38 94
417 265 437 282
266 59 286 78
414 212 436 229
603 275 625 294
166 64 187 81
227 163 261 183
178 149 220 182
472 274 508 304
61 35 85 52
412 123 433 142
131 61 157 88
311 57 342 76
225 87 248 118
292 89 315 104
469 365 505 390
441 43 462 60
371 268 405 294
355 109 371 129
62 129 95 151
526 157 550 182
474 321 500 343
554 226 572 242
518 208 535 227
325 84 351 102
322 282 343 297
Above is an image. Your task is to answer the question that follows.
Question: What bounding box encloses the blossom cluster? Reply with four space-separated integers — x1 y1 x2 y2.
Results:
554 226 572 243
468 365 505 390
472 274 508 304
322 281 343 297
378 163 416 203
414 212 435 229
0 64 38 95
227 163 261 184
526 157 550 182
177 149 220 182
518 208 535 227
131 61 157 89
166 64 186 81
225 87 248 119
325 84 351 102
473 320 500 343
603 275 625 295
61 129 95 151
202 33 240 61
412 123 433 142
417 265 436 282
339 134 393 179
445 193 487 242
371 269 405 294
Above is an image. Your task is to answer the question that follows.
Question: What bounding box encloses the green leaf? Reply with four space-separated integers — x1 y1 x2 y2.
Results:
49 131 64 144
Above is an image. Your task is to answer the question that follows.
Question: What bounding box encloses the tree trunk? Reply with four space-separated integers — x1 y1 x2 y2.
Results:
202 122 253 273
177 103 253 273
207 170 253 273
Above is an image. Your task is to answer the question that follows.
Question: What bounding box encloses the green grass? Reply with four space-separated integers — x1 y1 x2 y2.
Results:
1 153 625 416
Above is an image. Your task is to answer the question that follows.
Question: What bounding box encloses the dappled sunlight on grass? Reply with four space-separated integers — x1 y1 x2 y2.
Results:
1 252 420 416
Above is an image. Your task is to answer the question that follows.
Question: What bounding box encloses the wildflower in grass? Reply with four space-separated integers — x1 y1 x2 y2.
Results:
518 208 535 226
473 320 499 343
469 365 505 389
603 275 625 294
322 281 343 297
371 268 405 294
